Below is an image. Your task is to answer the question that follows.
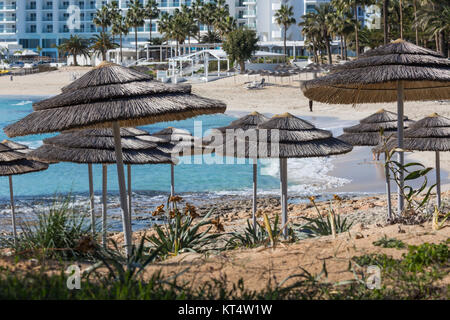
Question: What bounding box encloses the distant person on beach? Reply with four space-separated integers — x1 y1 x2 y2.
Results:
309 100 313 112
10 75 13 81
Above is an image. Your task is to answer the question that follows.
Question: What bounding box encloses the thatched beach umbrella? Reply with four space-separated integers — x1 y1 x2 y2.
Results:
216 113 353 237
4 62 226 255
207 112 270 226
381 113 450 208
0 141 49 244
337 109 414 220
301 39 450 215
27 128 175 245
151 127 203 197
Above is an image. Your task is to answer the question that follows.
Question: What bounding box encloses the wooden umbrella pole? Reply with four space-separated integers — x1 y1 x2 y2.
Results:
397 80 405 216
280 158 288 239
127 164 132 225
252 159 257 228
385 152 393 221
170 163 175 197
88 163 95 236
8 176 17 246
436 151 441 208
102 164 107 247
112 121 132 256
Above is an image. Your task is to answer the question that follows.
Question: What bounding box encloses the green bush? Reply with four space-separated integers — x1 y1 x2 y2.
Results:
373 236 406 249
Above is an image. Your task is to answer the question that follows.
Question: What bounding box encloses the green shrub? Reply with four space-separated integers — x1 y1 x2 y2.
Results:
298 214 353 237
373 236 406 249
1 196 92 259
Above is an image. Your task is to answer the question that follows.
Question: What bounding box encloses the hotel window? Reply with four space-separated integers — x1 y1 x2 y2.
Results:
30 25 37 33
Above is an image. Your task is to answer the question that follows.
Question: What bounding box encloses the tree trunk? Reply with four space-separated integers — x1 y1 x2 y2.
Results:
399 0 403 40
413 0 418 45
120 34 123 63
343 36 348 60
135 29 138 61
326 35 332 64
439 31 448 58
284 26 287 63
435 34 440 52
340 36 343 59
354 4 359 57
149 19 152 43
239 60 245 74
73 54 78 66
383 0 389 45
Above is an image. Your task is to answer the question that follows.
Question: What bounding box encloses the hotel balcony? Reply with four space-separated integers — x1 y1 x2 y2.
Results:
0 5 16 11
243 0 256 5
0 16 16 22
235 1 245 7
243 10 256 18
0 28 16 33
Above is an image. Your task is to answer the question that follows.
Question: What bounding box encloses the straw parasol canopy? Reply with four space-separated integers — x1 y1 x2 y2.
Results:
0 140 49 244
216 113 353 237
151 127 204 197
206 112 270 227
301 41 450 104
301 39 450 215
338 109 414 146
381 113 450 209
4 62 226 255
27 128 175 244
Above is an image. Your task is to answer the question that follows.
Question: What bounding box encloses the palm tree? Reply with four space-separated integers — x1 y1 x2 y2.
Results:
126 0 146 61
58 35 90 66
111 12 129 63
192 0 204 40
315 4 335 64
274 4 296 61
383 0 390 44
90 32 118 62
417 0 450 57
180 5 199 53
198 2 217 34
213 0 233 39
330 7 353 60
108 1 121 43
299 12 322 63
145 0 160 43
332 0 374 57
93 5 112 33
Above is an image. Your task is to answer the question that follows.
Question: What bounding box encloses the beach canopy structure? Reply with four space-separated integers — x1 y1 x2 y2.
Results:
207 112 270 226
0 140 49 244
27 128 175 245
4 62 226 255
301 39 450 215
151 127 204 197
338 109 414 220
381 113 450 209
338 109 413 146
216 113 353 237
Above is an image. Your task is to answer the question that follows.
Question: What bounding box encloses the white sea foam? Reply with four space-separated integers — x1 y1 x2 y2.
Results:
12 100 32 106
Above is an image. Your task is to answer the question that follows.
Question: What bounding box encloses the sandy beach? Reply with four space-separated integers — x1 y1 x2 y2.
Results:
1 67 449 190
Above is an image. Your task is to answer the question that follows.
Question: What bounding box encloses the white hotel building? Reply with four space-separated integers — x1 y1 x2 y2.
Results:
0 0 371 60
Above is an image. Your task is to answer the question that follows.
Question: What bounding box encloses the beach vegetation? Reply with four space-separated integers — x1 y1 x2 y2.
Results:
1 239 448 299
57 35 90 66
0 196 93 260
274 4 296 62
297 196 353 237
372 235 406 249
146 199 221 258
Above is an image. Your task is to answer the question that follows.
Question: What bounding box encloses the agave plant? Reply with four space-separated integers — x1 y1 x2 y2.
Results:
147 197 221 258
226 219 268 249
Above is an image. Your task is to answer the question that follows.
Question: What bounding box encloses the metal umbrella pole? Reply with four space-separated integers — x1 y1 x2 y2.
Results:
102 164 108 247
8 176 17 246
252 159 257 228
436 151 441 208
396 81 405 216
88 163 95 236
112 121 132 256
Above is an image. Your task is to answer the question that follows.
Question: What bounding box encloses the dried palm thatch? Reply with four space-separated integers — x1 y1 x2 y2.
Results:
337 109 414 146
301 40 450 104
152 127 206 156
378 113 450 152
215 113 353 159
44 129 160 150
27 144 174 165
28 128 176 165
4 63 226 137
0 141 49 175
